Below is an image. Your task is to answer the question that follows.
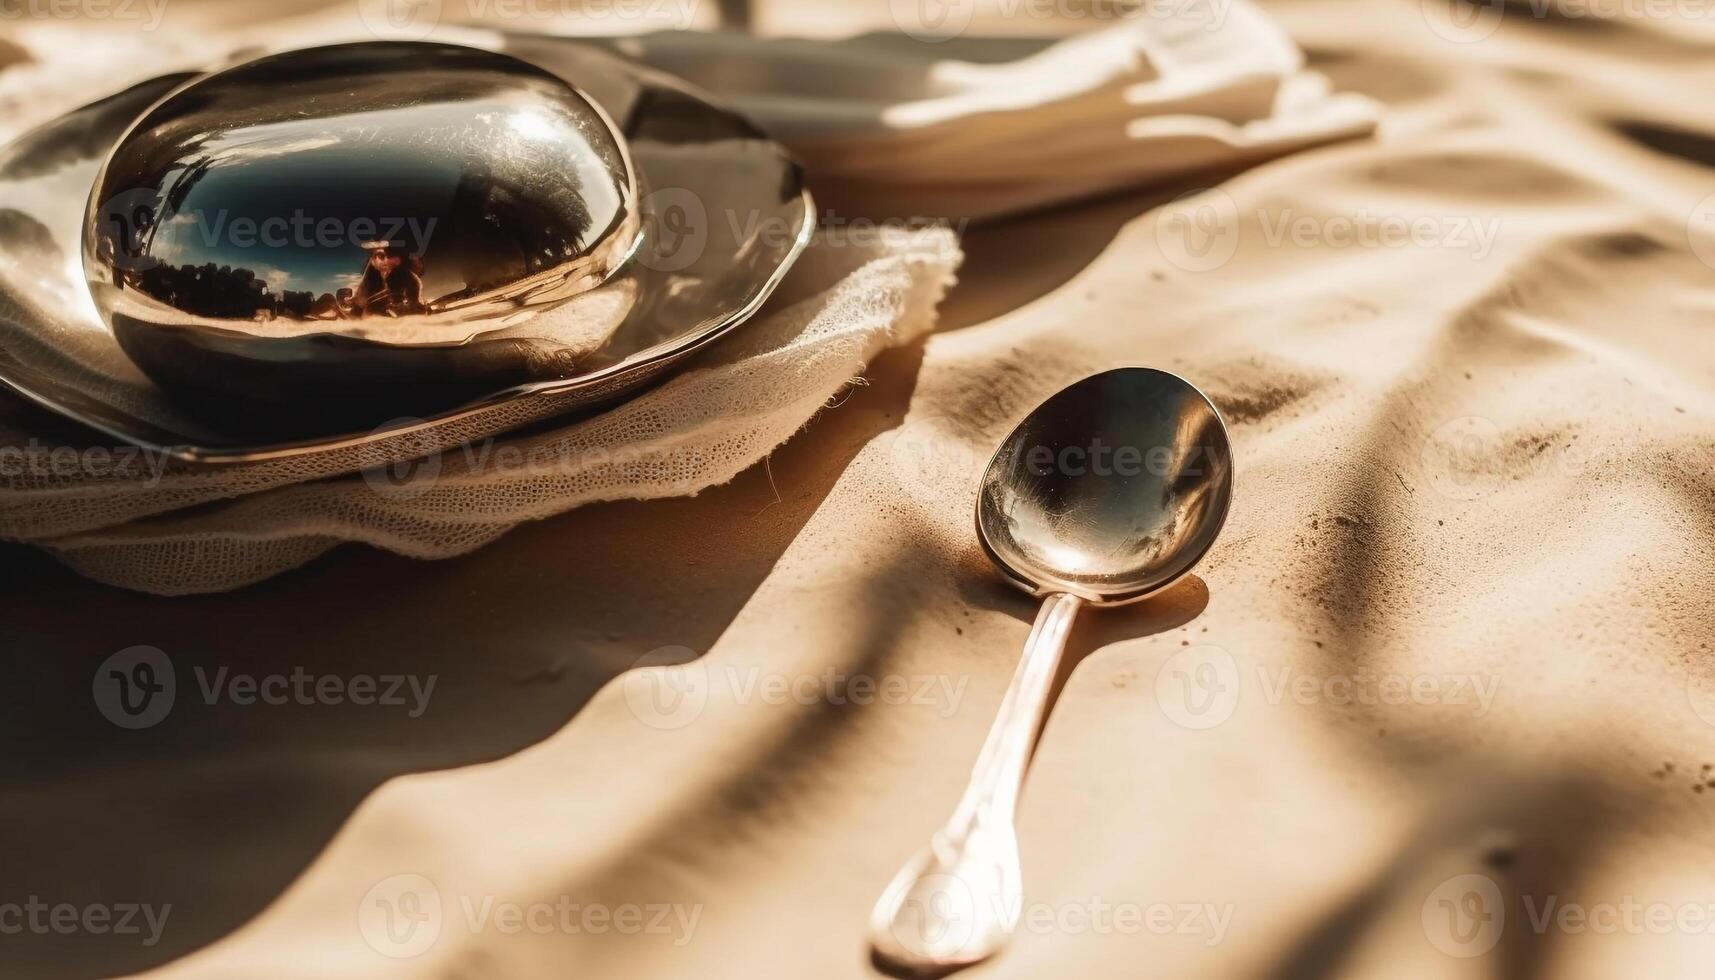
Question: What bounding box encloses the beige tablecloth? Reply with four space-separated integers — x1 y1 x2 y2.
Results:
0 0 1373 595
2 2 1714 979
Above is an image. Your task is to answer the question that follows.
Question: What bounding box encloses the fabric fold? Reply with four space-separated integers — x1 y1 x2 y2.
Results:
0 3 1378 592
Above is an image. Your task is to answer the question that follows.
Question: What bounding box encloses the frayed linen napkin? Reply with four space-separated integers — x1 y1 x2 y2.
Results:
599 3 1377 221
0 6 1376 594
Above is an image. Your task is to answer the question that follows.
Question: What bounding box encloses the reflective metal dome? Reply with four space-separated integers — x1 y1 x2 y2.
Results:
84 41 641 428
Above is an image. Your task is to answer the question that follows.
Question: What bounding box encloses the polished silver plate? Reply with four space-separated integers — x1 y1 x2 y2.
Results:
0 38 813 462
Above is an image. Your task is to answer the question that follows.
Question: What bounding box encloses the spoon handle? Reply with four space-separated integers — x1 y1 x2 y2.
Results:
869 591 1083 975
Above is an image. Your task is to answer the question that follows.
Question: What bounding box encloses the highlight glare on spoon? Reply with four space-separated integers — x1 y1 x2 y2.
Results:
869 367 1234 977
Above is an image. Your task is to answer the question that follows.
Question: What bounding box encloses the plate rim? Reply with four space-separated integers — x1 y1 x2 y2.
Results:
0 47 816 465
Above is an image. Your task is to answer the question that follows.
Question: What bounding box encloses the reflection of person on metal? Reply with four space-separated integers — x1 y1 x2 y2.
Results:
355 240 424 317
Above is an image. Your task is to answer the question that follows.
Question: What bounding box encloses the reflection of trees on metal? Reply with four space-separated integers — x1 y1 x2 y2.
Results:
143 154 212 261
89 43 628 333
131 262 276 320
125 249 424 323
431 160 593 303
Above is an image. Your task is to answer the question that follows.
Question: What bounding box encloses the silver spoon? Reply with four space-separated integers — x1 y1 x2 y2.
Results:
869 367 1235 977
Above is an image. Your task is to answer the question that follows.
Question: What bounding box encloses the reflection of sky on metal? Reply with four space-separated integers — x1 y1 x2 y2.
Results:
981 377 1231 599
143 96 623 300
198 135 340 166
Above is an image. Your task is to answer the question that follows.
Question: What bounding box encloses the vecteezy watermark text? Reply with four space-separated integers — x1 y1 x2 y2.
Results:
1154 645 1502 730
886 413 1223 502
92 189 443 274
109 207 441 272
170 211 438 253
0 441 174 485
0 898 171 947
358 874 702 958
191 666 437 716
635 195 961 273
622 646 970 730
886 878 1234 957
359 427 735 500
1423 0 1715 45
1423 873 1715 958
357 0 700 39
1153 190 1505 273
1255 208 1502 259
888 0 1236 42
1022 438 1217 479
93 646 437 729
0 0 169 29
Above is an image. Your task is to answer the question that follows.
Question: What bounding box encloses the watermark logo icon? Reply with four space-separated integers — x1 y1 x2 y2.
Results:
1154 644 1241 729
1154 189 1241 273
359 874 444 958
358 0 444 38
93 645 175 730
1422 873 1505 957
94 188 163 273
1686 192 1715 270
360 418 443 501
621 645 710 730
1687 675 1715 729
883 871 982 960
887 415 982 502
638 187 708 272
1421 0 1505 44
889 0 977 40
1422 415 1504 501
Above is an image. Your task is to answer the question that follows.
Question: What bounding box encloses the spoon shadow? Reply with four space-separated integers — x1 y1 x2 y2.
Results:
965 573 1212 765
1047 575 1210 737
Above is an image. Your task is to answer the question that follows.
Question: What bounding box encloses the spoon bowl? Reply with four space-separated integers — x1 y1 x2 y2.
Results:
870 367 1233 978
978 367 1234 604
